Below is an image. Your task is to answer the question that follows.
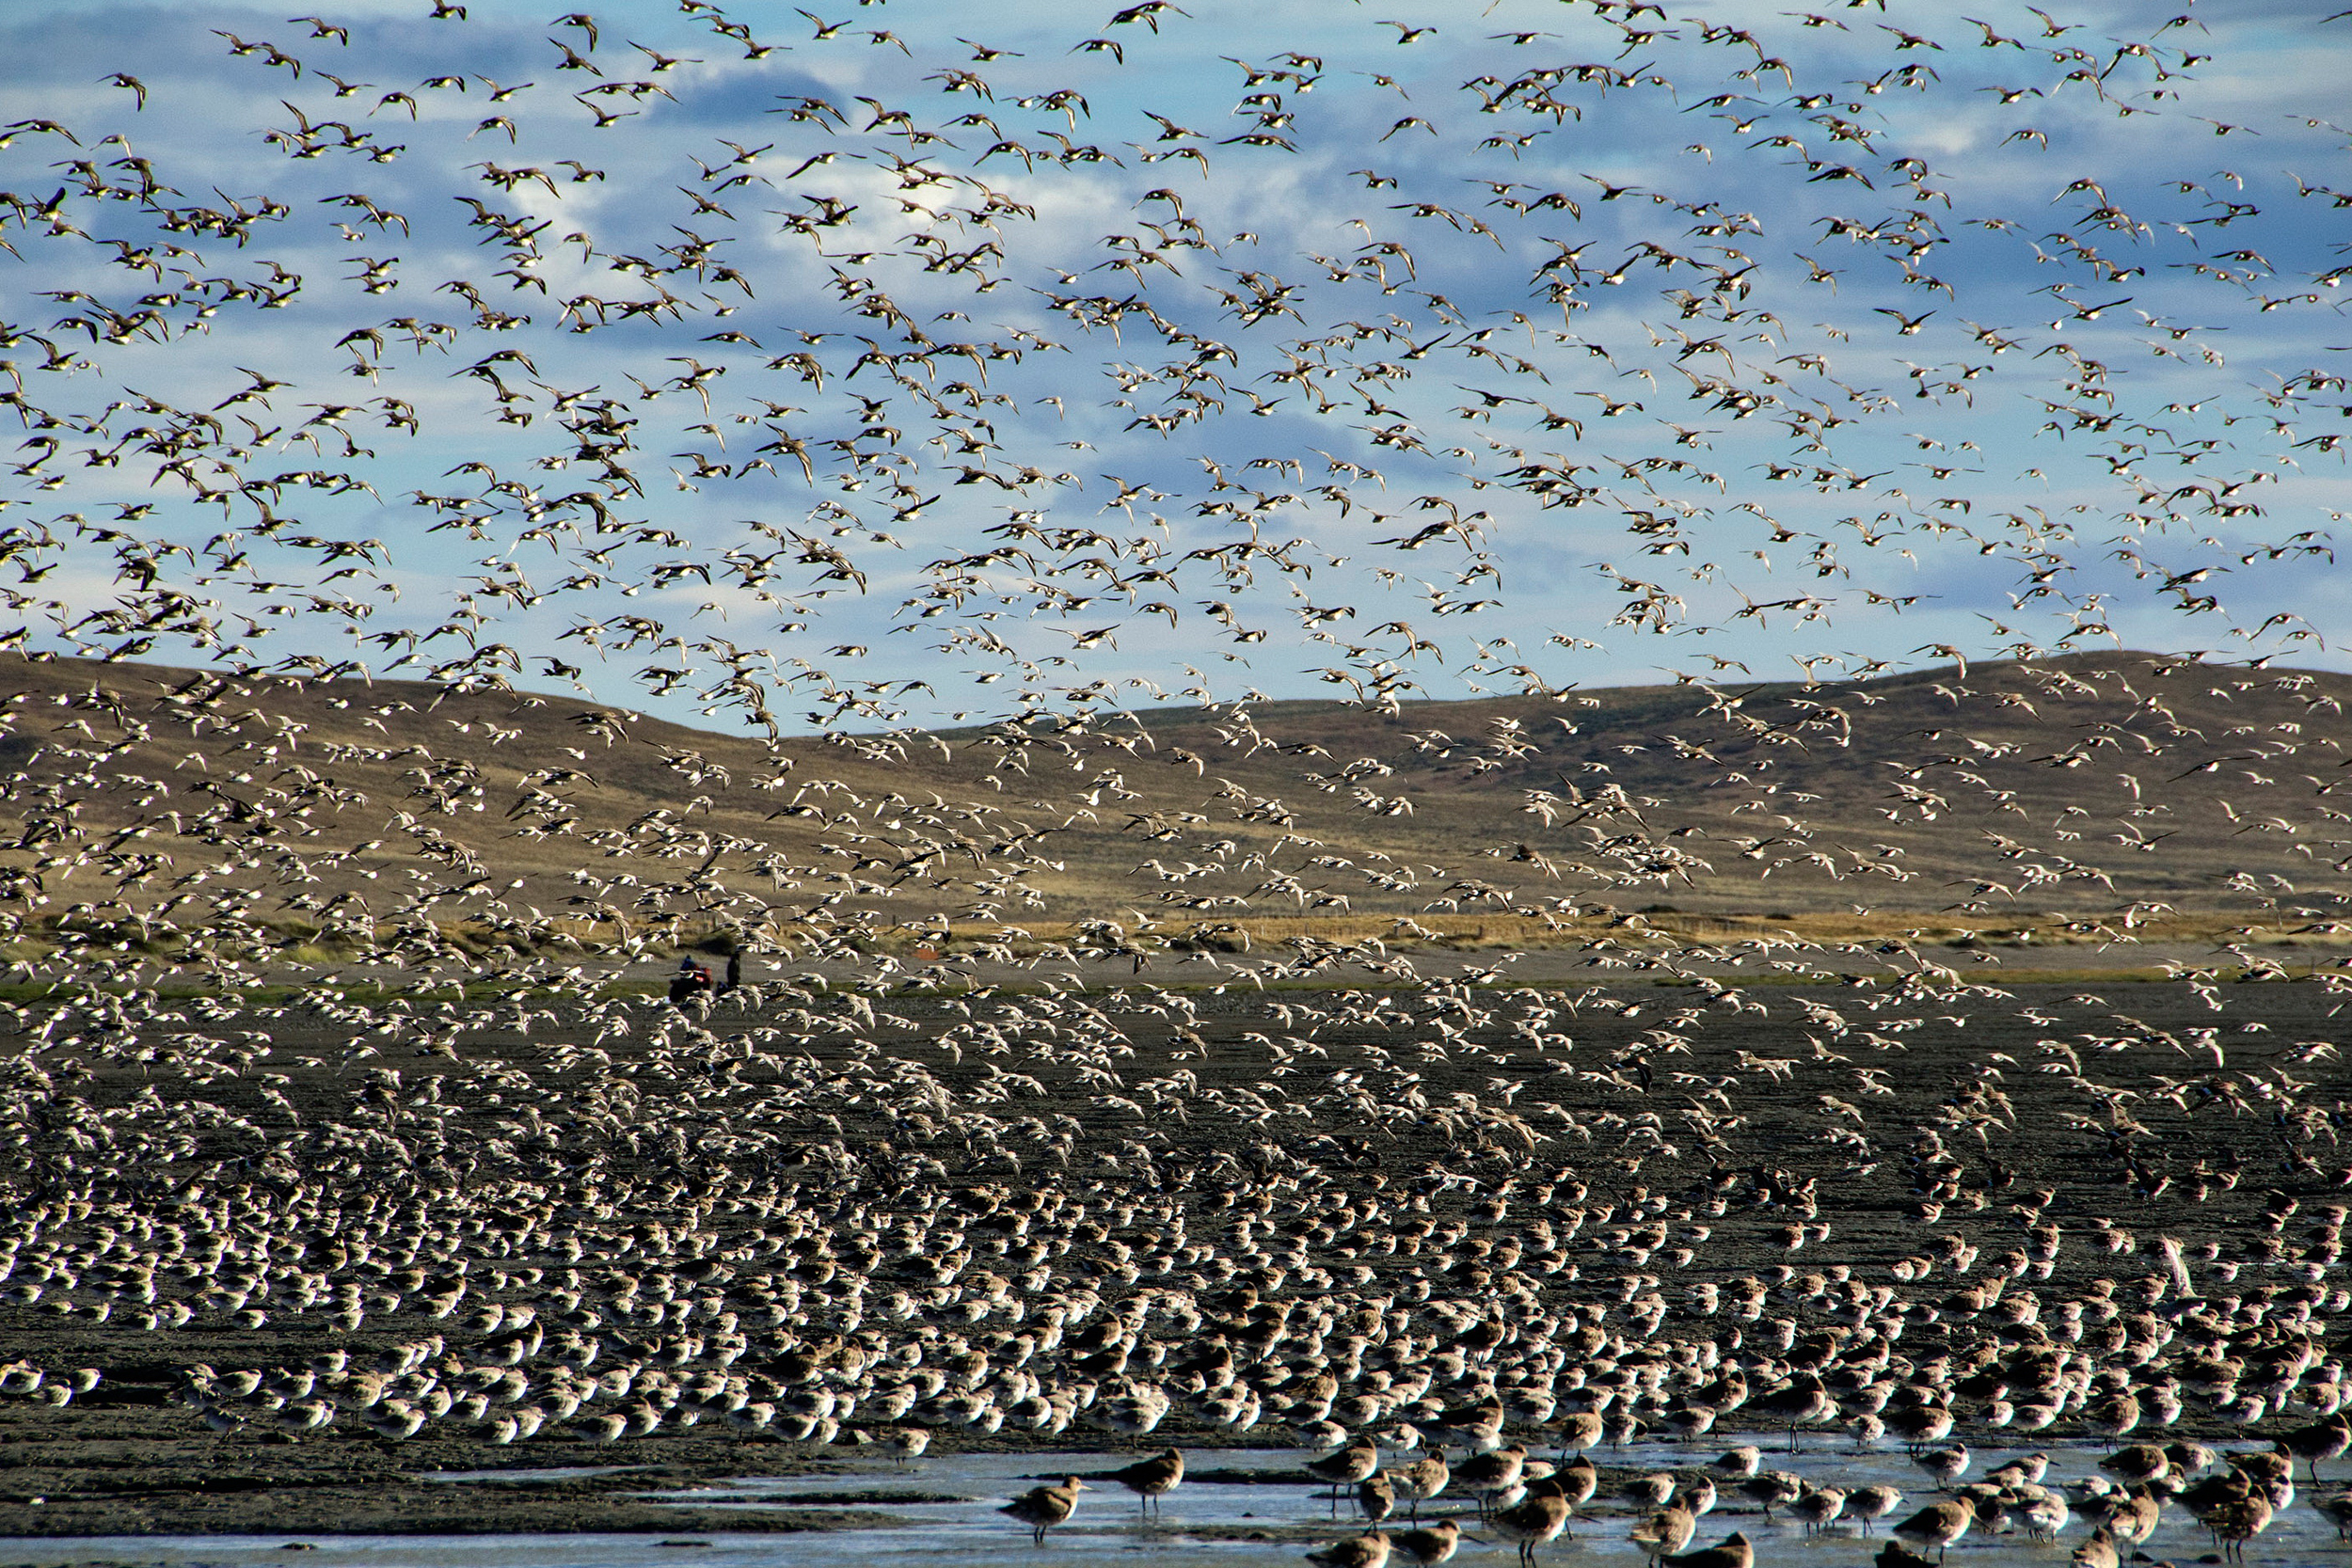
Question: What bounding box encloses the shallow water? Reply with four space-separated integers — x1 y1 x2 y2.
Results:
3 1437 2344 1568
421 1466 658 1484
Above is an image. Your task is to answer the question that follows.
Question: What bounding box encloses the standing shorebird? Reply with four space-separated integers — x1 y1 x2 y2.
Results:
1391 1518 1468 1567
1713 1446 1763 1480
1310 1443 1382 1515
1101 1448 1184 1519
1890 1497 1974 1562
1627 1473 1679 1509
1914 1443 1969 1490
1738 1470 1804 1523
1492 1477 1573 1564
2098 1488 2162 1546
1395 1453 1450 1523
1556 1455 1598 1512
1556 1411 1605 1462
2200 1492 2273 1563
1437 1397 1506 1453
1790 1486 1848 1538
1661 1530 1755 1568
1663 1404 1720 1442
2084 1391 2141 1448
1001 1476 1089 1545
2278 1416 2352 1481
1751 1377 1835 1452
1849 1484 1905 1535
2010 1488 2069 1544
1885 1403 1955 1450
1307 1530 1393 1568
1994 1453 2053 1486
1358 1473 1398 1526
1452 1444 1527 1516
1631 1503 1698 1560
2010 1402 2061 1433
2098 1444 2169 1488
2166 1442 2218 1476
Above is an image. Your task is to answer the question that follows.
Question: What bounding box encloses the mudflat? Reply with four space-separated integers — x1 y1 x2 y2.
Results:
0 976 2342 1537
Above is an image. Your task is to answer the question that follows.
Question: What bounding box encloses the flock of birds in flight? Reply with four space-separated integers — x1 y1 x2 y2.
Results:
2 0 2352 1560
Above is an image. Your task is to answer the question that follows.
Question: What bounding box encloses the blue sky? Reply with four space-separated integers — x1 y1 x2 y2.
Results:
4 0 2349 732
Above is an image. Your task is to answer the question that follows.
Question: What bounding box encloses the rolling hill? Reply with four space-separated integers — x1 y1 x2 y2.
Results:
0 650 2344 966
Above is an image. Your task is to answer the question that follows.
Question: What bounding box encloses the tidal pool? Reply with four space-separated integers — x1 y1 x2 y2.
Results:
3 1437 2344 1568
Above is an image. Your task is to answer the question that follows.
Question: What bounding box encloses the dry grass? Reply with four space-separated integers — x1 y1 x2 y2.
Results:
2 650 2342 958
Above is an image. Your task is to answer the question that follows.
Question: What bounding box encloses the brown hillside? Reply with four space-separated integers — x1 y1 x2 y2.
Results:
0 651 2342 961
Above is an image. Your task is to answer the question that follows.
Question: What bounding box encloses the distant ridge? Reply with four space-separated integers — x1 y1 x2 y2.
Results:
0 651 2341 940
